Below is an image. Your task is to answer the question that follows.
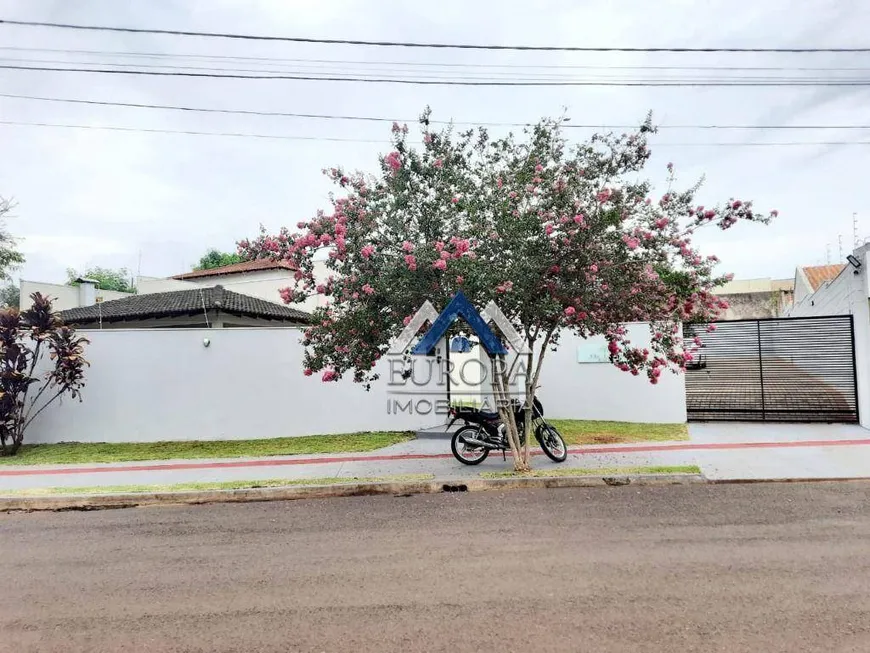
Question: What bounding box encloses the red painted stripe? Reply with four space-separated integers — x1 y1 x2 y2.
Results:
2 437 869 478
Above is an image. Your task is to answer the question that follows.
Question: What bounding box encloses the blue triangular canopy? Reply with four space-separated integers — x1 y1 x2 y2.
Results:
411 291 508 356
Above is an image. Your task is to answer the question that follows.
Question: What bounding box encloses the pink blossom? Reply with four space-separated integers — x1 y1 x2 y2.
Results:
574 214 585 225
451 238 471 254
496 281 513 293
423 133 433 144
564 306 576 316
667 162 673 171
403 315 413 326
497 177 503 188
434 241 445 252
322 370 338 382
590 264 599 273
597 188 613 203
578 311 588 320
404 254 417 271
622 235 640 250
440 250 451 260
654 217 669 229
545 224 554 235
434 159 443 168
548 265 561 274
362 284 375 295
303 368 313 377
360 245 375 259
771 209 779 217
432 259 447 271
402 240 415 252
384 151 402 173
535 163 544 173
296 221 307 229
456 275 464 284
608 340 619 354
451 196 459 204
316 284 326 294
732 200 742 209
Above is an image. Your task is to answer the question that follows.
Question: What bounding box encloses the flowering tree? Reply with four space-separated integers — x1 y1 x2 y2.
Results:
241 111 774 471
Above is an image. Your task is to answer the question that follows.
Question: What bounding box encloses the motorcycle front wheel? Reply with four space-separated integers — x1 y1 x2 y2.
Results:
536 423 568 463
451 426 490 465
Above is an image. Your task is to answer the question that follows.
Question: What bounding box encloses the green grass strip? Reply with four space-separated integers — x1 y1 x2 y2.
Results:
0 431 414 466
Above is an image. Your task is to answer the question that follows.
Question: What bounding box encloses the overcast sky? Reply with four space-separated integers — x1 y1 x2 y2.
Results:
0 0 868 285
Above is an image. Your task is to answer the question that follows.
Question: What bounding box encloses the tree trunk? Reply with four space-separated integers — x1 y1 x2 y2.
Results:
490 356 528 472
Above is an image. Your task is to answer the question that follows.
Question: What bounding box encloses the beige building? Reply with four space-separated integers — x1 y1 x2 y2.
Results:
712 277 795 320
20 279 132 311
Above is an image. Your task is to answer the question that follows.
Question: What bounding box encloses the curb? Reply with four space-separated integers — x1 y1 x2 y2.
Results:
0 473 704 512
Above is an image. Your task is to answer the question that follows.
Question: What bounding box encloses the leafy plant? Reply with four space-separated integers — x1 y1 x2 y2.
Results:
66 266 135 293
193 249 243 271
0 196 25 281
0 285 19 309
0 293 89 456
241 110 774 471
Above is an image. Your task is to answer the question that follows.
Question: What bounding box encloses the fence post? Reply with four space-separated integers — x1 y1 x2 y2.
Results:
756 320 766 421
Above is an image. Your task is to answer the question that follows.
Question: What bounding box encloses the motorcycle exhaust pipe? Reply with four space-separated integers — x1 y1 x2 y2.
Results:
458 435 498 449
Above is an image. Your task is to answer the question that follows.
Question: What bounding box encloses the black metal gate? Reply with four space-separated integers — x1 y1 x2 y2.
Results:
684 315 859 422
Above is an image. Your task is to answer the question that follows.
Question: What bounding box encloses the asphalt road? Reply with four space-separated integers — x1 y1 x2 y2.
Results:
2 483 870 652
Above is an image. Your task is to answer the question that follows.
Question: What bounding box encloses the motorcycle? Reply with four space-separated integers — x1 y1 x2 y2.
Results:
446 396 568 465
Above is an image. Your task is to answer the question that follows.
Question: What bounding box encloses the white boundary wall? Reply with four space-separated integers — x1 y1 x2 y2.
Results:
788 245 870 429
539 327 687 424
29 324 687 444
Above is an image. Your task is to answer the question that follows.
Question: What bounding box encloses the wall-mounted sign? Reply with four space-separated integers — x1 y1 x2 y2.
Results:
576 339 610 363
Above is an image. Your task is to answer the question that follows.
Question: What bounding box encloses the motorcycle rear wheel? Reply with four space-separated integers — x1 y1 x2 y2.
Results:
451 427 490 465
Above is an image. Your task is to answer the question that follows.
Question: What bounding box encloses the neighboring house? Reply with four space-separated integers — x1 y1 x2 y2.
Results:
787 247 869 427
20 278 132 311
137 259 329 312
793 264 846 306
712 277 795 320
59 283 310 328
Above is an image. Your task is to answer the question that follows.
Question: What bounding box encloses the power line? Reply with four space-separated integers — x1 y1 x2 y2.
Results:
3 64 870 86
2 56 866 83
15 56 855 82
3 92 870 130
2 46 870 72
2 119 869 146
0 119 389 142
2 19 869 53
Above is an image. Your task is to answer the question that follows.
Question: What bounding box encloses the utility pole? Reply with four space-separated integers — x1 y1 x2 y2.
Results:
854 212 860 249
838 234 844 263
826 243 831 265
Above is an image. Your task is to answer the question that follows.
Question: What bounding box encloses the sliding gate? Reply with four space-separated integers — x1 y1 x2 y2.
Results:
684 315 858 422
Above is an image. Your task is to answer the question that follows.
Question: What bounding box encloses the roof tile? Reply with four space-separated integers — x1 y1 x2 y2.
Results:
172 259 294 280
802 264 846 291
59 285 310 326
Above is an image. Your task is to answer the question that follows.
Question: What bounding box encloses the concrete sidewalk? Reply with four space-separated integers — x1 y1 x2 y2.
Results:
1 423 869 492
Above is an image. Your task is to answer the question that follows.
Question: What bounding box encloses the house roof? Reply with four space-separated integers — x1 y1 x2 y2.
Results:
59 285 310 326
172 259 294 280
801 264 846 291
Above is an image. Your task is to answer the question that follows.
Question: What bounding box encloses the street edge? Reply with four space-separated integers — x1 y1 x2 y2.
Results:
0 473 704 512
